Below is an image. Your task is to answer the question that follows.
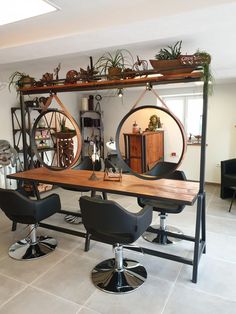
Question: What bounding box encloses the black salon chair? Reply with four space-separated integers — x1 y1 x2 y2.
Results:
0 188 61 260
138 169 187 245
63 156 106 224
79 196 152 293
221 158 236 199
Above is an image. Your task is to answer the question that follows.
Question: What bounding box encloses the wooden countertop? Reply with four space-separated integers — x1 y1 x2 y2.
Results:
8 167 199 206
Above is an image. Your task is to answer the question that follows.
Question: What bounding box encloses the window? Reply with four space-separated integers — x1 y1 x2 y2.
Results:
158 95 203 141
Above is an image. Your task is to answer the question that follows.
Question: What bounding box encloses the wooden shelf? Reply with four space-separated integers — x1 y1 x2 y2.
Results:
18 71 203 95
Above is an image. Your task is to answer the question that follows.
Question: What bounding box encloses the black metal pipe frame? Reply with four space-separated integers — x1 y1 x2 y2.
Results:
20 94 28 170
17 73 208 283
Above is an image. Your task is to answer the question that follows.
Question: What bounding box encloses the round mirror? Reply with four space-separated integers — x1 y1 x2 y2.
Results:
115 105 186 180
31 109 81 170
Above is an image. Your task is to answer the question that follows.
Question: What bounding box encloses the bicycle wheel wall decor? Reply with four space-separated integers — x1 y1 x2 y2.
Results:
31 109 81 170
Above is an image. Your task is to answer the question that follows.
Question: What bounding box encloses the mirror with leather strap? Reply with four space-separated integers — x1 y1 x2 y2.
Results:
115 105 187 180
31 109 81 170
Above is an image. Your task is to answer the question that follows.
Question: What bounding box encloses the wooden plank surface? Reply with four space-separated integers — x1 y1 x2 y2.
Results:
8 167 199 205
18 72 203 95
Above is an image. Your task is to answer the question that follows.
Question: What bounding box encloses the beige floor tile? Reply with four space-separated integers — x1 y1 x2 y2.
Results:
206 231 236 262
0 249 66 284
85 275 172 314
0 286 80 314
78 307 102 314
163 283 236 314
206 215 236 237
32 253 97 305
178 255 236 301
0 274 25 306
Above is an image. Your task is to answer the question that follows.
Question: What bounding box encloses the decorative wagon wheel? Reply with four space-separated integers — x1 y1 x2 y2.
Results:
31 94 81 170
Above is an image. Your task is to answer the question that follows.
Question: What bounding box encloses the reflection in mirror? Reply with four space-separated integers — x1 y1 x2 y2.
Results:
116 106 186 179
31 109 81 170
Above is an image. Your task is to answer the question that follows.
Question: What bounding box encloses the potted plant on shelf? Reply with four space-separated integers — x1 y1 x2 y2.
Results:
53 117 76 139
8 71 35 91
95 49 134 79
150 41 183 73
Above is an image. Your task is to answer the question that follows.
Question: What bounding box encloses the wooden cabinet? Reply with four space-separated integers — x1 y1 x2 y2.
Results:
123 131 164 173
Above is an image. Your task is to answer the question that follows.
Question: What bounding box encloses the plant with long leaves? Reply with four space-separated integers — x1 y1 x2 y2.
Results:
95 49 134 74
8 71 34 91
155 41 182 60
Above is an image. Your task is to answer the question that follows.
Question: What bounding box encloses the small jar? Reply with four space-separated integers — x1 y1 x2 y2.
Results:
132 121 139 133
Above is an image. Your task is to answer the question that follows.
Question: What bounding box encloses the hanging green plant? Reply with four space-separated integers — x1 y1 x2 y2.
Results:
194 50 213 95
8 71 35 92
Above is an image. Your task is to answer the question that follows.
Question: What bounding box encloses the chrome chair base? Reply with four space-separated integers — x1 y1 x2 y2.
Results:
143 224 183 245
92 258 147 294
9 236 57 260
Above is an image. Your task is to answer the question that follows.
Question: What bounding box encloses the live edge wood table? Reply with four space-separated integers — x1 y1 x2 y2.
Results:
8 167 205 283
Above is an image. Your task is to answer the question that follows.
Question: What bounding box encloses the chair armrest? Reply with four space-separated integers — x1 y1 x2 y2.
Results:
34 193 61 211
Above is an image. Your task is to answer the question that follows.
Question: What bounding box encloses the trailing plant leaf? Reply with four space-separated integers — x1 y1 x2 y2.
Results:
194 50 213 95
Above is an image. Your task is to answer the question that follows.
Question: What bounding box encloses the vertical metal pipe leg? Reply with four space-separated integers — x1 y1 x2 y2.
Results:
229 190 236 212
84 232 91 252
202 192 206 254
192 194 202 283
102 192 107 200
11 221 17 231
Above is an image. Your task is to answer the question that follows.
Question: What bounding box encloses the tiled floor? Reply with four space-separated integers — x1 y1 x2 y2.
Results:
0 184 236 313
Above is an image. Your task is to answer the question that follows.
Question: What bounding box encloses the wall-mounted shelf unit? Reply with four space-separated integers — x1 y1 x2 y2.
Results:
80 110 104 159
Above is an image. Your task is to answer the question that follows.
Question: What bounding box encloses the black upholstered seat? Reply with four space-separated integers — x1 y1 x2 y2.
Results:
221 158 236 199
138 169 186 245
0 188 61 260
79 196 152 293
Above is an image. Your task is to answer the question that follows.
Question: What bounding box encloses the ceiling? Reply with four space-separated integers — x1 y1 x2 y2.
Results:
1 0 236 82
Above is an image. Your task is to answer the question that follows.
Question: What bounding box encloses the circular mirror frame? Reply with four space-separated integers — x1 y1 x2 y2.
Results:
31 108 82 170
115 105 187 180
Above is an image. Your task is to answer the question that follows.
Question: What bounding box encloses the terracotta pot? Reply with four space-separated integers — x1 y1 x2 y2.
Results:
19 76 34 88
149 59 195 75
108 67 122 80
150 59 181 70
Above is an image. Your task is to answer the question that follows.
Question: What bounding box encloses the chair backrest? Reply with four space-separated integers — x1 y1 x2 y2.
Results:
0 188 35 223
221 158 236 174
0 188 60 224
147 161 179 177
137 170 187 212
79 196 152 244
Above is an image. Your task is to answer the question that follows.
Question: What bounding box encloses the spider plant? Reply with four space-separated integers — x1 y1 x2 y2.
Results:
8 71 34 91
95 49 134 74
155 41 182 60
